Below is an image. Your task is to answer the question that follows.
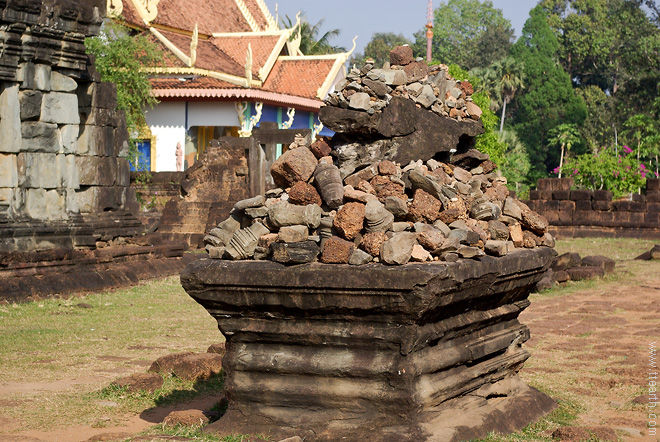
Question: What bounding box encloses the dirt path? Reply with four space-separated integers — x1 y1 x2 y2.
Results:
0 260 658 442
520 260 660 441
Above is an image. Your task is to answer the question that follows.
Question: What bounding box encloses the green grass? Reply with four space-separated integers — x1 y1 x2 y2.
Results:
553 237 657 260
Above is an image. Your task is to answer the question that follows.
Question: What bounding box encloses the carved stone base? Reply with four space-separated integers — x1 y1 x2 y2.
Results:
181 247 556 441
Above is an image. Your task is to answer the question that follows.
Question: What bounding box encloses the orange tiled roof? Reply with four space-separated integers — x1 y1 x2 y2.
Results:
151 0 251 35
154 29 245 77
150 76 237 90
209 34 282 77
118 0 144 28
243 0 269 31
143 31 188 68
262 58 338 100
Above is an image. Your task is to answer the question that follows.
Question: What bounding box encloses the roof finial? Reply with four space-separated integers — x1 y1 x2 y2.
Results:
245 43 253 87
189 24 198 67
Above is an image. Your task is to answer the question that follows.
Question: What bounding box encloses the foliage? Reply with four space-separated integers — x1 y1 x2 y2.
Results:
85 21 162 166
538 0 660 155
448 64 506 166
471 56 525 132
498 130 532 198
510 5 587 176
281 14 345 55
558 145 651 198
350 32 412 68
547 123 582 177
412 0 514 69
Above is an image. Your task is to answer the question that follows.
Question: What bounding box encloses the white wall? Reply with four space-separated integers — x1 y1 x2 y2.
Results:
144 101 242 171
187 102 240 128
144 102 186 172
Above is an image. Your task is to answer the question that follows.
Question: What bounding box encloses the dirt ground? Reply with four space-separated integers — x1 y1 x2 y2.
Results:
0 258 659 442
519 258 660 442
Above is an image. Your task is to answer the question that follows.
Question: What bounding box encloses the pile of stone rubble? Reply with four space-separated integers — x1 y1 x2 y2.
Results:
325 45 482 123
203 46 553 266
203 139 553 265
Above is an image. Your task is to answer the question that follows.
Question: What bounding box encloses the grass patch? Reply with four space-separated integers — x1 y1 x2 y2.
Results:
95 373 225 414
0 276 223 431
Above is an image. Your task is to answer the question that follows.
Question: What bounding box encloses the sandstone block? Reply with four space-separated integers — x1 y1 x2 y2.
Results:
371 175 406 202
278 225 309 243
566 266 605 281
270 146 318 188
552 252 582 271
26 188 66 220
0 84 22 153
163 409 209 427
268 201 322 229
348 248 373 265
509 223 524 247
41 92 80 125
18 90 42 121
18 63 51 91
21 121 61 153
349 92 371 110
0 154 18 188
111 373 163 393
18 152 62 189
458 245 485 259
320 236 355 264
488 220 509 241
50 71 78 92
411 244 432 262
77 156 117 186
271 241 320 264
581 255 615 274
502 197 522 220
417 229 446 251
384 195 408 218
380 232 417 265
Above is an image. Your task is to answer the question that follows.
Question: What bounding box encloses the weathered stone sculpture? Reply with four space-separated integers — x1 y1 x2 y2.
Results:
182 46 557 441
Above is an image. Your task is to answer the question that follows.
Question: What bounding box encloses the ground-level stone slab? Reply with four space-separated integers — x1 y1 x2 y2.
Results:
181 247 556 441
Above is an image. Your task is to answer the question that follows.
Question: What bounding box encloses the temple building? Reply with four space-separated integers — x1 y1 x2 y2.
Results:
108 0 354 171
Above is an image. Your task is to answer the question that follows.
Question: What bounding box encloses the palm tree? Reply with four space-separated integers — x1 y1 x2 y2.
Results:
492 57 525 133
470 57 524 132
548 123 581 178
281 13 345 55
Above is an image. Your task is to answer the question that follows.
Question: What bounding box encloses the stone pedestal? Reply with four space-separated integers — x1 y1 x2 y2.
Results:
181 247 557 442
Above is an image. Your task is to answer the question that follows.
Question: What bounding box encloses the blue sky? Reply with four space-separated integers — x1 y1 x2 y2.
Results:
265 0 538 55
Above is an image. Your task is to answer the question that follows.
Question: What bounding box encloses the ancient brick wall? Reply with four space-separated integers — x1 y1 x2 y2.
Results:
526 178 660 238
157 141 251 248
0 0 142 252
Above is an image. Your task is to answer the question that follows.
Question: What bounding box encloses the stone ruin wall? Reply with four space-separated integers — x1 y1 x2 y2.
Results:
526 177 660 238
0 0 139 252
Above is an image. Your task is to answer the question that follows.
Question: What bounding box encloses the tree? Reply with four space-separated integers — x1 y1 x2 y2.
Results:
448 65 507 166
473 57 525 133
281 14 345 55
412 0 514 69
350 33 412 68
510 5 587 175
85 21 162 165
498 130 532 197
547 124 581 178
